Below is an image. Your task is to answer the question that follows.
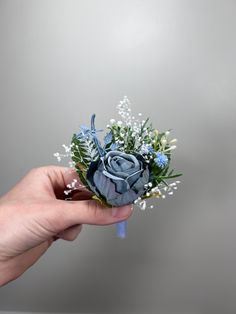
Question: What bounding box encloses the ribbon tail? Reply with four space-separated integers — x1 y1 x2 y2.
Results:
116 220 127 239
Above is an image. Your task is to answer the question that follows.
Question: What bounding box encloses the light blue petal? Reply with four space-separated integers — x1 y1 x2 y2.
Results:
104 132 113 144
110 143 119 150
93 169 119 200
110 189 138 206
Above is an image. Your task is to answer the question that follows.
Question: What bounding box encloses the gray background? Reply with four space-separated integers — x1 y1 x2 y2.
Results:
0 0 236 313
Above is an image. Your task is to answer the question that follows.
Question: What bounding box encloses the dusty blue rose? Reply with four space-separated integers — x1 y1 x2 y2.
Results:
87 151 150 206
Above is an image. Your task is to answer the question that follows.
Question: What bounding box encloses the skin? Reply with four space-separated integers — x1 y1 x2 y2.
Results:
0 166 132 286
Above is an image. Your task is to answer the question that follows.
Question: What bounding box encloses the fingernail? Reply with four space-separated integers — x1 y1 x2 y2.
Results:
112 205 131 218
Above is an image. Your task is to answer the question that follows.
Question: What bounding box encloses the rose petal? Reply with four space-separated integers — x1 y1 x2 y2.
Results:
132 168 150 194
114 178 130 193
127 170 143 187
106 151 139 169
93 169 119 200
110 189 138 207
111 158 134 172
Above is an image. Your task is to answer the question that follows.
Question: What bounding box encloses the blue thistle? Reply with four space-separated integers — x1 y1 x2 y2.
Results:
154 152 168 168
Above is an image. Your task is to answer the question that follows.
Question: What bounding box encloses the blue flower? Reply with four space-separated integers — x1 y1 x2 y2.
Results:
104 132 113 145
154 152 168 168
76 125 92 138
87 151 150 206
76 115 105 157
148 146 154 153
140 144 154 154
76 115 103 140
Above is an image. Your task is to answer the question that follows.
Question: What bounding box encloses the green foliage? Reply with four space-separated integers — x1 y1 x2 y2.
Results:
92 195 112 208
71 134 99 189
71 134 99 168
106 118 155 153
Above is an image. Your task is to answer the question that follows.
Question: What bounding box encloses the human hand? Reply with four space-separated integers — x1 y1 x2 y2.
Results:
0 166 132 286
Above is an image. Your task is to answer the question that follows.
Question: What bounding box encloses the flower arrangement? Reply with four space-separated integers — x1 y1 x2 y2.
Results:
54 97 182 238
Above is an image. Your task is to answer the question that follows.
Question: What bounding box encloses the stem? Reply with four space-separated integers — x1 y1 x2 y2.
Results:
116 220 127 239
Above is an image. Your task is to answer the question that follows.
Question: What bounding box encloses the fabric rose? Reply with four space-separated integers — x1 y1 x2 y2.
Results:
87 151 150 206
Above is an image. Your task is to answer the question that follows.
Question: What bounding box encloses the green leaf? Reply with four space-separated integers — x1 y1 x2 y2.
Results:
71 134 99 169
92 195 112 208
168 169 174 176
161 173 183 179
161 179 169 186
162 165 170 176
140 118 150 135
75 168 89 188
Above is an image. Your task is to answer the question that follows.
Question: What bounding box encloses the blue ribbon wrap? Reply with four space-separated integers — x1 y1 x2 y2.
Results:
116 220 127 239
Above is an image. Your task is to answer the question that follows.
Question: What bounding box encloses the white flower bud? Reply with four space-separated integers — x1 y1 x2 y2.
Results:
164 145 177 151
161 138 167 145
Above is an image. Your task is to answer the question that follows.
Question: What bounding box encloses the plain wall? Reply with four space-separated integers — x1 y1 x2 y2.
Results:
0 0 236 313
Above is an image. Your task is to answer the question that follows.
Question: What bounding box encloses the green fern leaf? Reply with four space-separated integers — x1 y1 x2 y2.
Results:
71 134 99 170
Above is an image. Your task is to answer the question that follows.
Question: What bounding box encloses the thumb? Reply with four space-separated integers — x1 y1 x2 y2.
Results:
46 199 133 231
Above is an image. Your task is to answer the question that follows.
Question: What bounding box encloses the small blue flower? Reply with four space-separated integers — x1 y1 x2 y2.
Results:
77 121 103 140
76 115 105 157
76 125 91 138
104 132 113 145
147 146 154 153
140 144 154 155
154 152 168 168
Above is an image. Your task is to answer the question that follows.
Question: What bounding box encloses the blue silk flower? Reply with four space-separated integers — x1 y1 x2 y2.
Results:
86 151 150 207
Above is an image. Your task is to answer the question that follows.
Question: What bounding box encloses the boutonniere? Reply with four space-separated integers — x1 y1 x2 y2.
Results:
55 97 182 238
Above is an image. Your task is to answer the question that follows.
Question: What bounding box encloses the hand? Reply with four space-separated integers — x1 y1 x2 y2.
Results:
0 166 132 286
